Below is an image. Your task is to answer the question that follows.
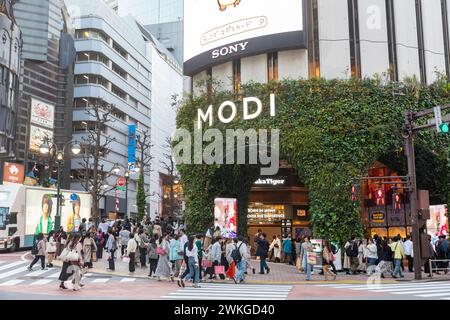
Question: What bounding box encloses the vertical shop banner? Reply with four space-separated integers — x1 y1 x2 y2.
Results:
214 198 237 238
128 124 136 171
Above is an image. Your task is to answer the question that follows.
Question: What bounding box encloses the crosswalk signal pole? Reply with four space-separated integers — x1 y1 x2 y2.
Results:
404 110 422 280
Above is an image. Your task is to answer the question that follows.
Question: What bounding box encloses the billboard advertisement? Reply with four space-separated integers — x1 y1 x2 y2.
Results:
128 124 136 171
2 162 25 184
184 0 307 75
29 125 53 153
30 98 55 129
25 189 92 235
214 197 237 238
428 205 448 237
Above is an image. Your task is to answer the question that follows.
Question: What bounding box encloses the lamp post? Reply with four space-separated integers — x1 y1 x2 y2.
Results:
39 138 81 230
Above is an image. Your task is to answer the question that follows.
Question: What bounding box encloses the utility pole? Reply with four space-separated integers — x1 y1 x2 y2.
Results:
403 105 450 280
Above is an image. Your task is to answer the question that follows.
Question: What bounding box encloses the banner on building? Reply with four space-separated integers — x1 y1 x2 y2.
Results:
128 124 136 171
29 125 53 153
3 162 25 184
30 98 55 129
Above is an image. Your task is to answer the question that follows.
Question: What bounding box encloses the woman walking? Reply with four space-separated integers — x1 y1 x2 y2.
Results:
147 237 159 277
269 235 281 263
301 236 314 281
58 234 84 291
46 231 57 268
54 227 66 257
210 237 223 280
126 233 138 273
365 238 378 275
95 229 105 260
376 240 394 278
83 232 97 269
154 233 171 281
180 236 201 288
28 233 47 271
322 240 336 281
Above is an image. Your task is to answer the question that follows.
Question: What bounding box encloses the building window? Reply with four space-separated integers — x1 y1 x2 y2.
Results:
308 0 320 78
267 52 279 82
232 58 241 94
74 74 109 88
76 51 109 66
415 0 427 84
348 0 361 78
112 62 128 80
75 29 109 43
442 0 450 80
111 84 127 100
113 41 128 59
385 0 398 81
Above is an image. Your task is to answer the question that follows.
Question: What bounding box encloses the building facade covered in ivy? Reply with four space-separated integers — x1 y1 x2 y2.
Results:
179 0 450 245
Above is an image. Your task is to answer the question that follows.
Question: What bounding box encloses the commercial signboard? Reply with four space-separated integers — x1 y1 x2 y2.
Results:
128 124 136 171
25 189 91 235
30 98 55 129
2 162 25 184
214 197 237 238
184 0 307 75
428 205 448 237
29 125 53 153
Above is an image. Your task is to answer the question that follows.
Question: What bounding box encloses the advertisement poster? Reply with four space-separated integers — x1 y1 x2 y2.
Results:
184 0 306 74
25 189 92 235
128 124 136 171
2 162 25 184
29 125 53 153
428 205 448 237
214 198 237 238
30 98 55 129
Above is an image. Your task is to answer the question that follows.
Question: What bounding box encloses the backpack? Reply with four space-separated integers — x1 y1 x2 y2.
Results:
346 242 358 257
148 243 158 260
231 243 244 263
31 240 39 255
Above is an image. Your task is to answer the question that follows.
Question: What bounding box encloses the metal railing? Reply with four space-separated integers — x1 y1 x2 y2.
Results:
429 259 450 278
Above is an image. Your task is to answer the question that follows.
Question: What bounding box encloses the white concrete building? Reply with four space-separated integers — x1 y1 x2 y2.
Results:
65 0 182 219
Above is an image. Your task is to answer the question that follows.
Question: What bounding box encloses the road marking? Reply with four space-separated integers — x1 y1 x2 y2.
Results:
416 291 450 298
0 261 28 272
24 269 54 277
47 272 61 278
30 279 53 286
0 280 24 286
0 266 29 279
91 278 110 283
120 278 136 282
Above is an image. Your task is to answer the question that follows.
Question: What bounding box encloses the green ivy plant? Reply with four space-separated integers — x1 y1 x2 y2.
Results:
175 77 450 245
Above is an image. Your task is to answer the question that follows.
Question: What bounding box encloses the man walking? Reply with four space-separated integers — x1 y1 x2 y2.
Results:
404 235 414 272
235 236 248 283
126 233 138 273
391 236 405 278
106 228 117 271
345 236 359 275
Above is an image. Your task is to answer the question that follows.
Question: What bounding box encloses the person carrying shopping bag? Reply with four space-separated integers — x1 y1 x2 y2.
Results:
301 236 314 281
46 231 57 268
322 240 337 281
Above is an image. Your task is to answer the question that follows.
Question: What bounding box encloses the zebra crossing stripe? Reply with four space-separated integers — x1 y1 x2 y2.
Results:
372 285 450 293
0 266 29 279
120 278 136 282
24 269 54 277
0 261 27 272
417 291 450 298
30 279 53 286
91 278 110 283
0 280 24 286
47 272 61 278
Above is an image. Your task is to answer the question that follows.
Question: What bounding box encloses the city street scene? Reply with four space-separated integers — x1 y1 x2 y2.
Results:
0 0 450 311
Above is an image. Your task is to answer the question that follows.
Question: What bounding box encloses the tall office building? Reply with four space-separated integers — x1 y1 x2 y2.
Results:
13 0 76 188
0 0 22 182
105 0 183 66
66 0 183 219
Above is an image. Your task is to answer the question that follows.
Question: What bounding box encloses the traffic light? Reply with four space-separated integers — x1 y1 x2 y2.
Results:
434 106 449 134
351 183 359 202
392 190 401 211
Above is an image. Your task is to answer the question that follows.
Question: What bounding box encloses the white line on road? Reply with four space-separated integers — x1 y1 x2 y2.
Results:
120 278 136 282
91 278 110 283
0 261 27 272
24 269 54 277
30 279 54 286
0 266 29 279
0 280 24 286
417 291 450 298
47 272 61 278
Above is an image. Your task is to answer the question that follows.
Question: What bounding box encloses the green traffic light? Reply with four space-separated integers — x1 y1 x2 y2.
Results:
440 123 449 133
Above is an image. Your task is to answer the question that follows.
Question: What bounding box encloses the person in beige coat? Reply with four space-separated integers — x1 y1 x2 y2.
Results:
82 232 97 269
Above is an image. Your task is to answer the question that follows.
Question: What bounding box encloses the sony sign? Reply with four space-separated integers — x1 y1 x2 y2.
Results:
212 42 249 59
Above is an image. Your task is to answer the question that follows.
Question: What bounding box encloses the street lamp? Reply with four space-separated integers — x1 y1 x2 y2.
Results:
39 138 82 230
112 163 121 174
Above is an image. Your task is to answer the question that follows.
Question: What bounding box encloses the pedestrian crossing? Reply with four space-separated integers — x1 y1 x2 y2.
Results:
0 260 137 287
161 283 293 300
315 281 450 299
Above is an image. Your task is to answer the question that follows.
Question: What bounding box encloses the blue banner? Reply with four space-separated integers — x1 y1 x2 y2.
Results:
128 124 136 168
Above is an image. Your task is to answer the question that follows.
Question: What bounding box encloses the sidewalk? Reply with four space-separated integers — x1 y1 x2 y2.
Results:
42 253 450 285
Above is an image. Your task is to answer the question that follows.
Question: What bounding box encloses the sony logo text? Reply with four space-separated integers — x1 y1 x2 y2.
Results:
212 41 249 59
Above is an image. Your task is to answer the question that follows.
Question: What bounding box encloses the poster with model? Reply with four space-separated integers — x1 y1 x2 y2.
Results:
25 189 92 235
214 198 237 238
428 205 448 238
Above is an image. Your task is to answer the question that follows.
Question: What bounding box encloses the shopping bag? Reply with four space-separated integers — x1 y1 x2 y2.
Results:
307 252 317 265
202 259 213 268
214 265 225 275
122 256 130 263
91 251 97 262
296 257 303 271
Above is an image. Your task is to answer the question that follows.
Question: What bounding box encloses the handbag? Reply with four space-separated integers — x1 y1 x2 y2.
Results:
122 256 130 263
307 252 317 265
214 265 225 275
66 250 80 262
46 243 56 254
156 247 167 256
58 248 69 261
91 251 97 262
202 259 213 268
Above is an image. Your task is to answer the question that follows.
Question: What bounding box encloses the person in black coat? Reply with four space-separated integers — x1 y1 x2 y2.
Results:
256 233 271 274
